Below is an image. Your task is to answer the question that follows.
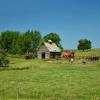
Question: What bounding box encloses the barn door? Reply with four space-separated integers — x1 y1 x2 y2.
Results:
42 53 45 59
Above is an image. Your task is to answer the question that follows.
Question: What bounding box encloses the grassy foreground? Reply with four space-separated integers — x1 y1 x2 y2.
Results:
0 52 100 100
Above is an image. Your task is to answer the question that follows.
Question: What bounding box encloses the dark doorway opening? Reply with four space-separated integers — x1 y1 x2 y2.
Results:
42 53 45 59
50 52 61 59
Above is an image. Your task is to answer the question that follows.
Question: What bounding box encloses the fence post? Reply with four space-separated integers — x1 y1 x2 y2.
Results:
16 82 20 100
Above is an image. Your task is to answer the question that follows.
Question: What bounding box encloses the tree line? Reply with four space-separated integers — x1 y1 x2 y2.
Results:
0 30 92 55
0 30 92 67
0 30 62 56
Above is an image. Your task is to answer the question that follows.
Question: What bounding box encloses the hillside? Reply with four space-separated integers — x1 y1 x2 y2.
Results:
74 48 100 57
0 49 100 100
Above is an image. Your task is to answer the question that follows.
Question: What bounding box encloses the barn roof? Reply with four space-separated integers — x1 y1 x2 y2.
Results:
44 42 61 52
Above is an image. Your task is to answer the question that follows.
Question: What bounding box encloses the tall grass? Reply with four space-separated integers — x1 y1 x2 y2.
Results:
0 49 100 100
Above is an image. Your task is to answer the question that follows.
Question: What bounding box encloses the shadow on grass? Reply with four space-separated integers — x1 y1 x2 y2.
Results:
0 66 30 71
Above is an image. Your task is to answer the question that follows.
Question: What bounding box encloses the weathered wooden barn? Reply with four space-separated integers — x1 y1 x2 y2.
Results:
37 40 61 59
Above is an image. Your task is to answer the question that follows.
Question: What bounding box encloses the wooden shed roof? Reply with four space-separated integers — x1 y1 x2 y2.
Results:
44 42 61 52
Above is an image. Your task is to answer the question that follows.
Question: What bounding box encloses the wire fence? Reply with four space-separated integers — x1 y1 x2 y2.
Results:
0 81 37 100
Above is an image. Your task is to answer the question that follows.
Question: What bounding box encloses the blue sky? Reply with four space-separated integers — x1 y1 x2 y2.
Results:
0 0 100 49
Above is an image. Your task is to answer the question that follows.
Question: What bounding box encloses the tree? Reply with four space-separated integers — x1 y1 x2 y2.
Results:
21 30 33 53
11 35 23 54
32 30 42 56
43 33 63 50
21 30 42 55
0 30 21 54
0 30 42 55
77 39 92 51
0 49 9 67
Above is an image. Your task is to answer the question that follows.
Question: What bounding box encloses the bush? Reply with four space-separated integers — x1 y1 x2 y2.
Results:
0 49 9 67
82 59 86 65
25 53 34 60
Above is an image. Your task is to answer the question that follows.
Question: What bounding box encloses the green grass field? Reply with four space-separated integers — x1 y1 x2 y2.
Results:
0 49 100 100
74 48 100 56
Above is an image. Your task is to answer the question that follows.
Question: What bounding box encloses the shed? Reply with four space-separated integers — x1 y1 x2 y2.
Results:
37 40 61 59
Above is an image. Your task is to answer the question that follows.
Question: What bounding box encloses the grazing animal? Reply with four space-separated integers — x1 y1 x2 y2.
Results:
62 52 74 58
62 52 75 63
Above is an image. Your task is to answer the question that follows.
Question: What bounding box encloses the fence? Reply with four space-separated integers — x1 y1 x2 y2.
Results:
0 81 39 100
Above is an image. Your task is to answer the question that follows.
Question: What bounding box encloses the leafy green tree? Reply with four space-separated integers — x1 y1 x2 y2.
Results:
43 33 63 50
0 49 9 67
0 30 42 55
21 30 42 55
0 30 21 54
32 31 42 56
11 35 23 54
21 30 32 53
77 39 92 51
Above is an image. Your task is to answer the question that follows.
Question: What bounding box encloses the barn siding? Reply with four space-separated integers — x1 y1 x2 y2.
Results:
37 45 50 59
37 43 61 59
37 53 50 59
45 52 50 59
37 53 42 59
38 45 49 53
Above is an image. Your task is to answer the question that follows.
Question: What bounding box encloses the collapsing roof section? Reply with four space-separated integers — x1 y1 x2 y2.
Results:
44 42 61 52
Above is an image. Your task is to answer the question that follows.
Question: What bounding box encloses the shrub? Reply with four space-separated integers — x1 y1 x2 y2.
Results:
0 49 9 67
25 53 34 60
82 59 86 65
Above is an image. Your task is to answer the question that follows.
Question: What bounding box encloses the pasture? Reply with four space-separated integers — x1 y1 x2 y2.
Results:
0 49 100 100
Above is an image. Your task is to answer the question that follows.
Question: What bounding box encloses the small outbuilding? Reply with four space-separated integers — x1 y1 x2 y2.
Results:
37 40 61 59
